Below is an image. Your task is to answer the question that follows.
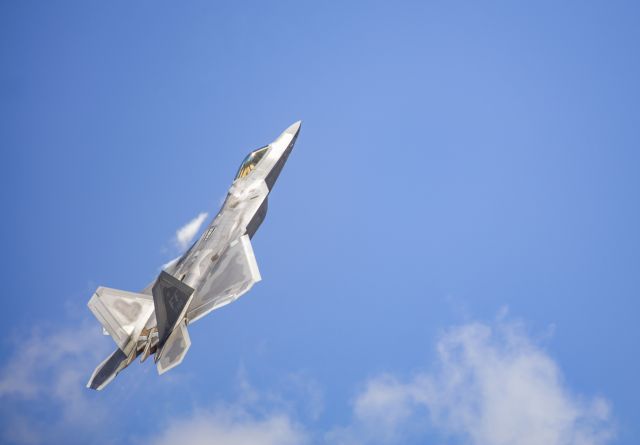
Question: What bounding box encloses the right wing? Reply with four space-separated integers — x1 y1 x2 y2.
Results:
186 234 261 323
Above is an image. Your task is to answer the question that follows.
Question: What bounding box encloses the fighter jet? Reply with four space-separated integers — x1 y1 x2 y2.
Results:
86 121 301 390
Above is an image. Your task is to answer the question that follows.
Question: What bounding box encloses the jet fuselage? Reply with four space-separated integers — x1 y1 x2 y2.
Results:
86 121 301 389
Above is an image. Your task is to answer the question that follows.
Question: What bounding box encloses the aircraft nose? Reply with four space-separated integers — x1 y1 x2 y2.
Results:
284 120 302 137
264 121 301 190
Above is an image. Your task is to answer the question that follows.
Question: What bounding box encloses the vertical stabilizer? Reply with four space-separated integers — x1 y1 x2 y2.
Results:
152 271 194 353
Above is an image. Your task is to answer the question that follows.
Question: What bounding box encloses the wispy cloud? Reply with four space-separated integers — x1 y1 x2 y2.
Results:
174 212 208 251
0 322 111 444
0 316 615 445
161 255 181 271
0 323 106 401
329 318 615 445
147 370 310 445
148 407 307 445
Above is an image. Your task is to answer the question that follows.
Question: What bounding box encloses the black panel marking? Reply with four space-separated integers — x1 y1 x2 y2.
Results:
152 271 194 350
246 197 268 239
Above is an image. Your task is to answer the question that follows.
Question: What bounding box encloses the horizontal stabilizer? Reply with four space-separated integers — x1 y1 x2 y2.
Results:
87 348 129 390
88 287 154 351
156 319 191 375
152 271 194 351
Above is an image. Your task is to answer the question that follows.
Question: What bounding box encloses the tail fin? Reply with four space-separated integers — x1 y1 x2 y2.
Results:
87 348 130 390
87 287 154 351
152 271 194 352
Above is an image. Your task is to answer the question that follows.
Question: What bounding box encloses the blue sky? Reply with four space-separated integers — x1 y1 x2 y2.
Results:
1 1 639 444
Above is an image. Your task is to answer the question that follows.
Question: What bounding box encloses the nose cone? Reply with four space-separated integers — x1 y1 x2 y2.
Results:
271 120 302 149
284 120 302 137
265 121 302 191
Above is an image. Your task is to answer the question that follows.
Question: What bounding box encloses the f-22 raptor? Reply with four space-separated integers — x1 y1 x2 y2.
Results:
87 121 301 390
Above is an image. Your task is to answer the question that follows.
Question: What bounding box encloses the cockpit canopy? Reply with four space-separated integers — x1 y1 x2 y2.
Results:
235 146 269 180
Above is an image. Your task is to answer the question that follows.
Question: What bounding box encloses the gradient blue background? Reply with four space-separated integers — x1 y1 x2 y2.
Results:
1 1 639 444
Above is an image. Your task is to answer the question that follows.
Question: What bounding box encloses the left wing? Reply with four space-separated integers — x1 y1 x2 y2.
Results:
186 234 261 323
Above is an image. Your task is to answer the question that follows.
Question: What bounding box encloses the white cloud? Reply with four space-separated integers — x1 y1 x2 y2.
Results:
161 255 181 271
147 369 315 445
0 323 106 401
331 319 614 445
175 212 209 250
0 322 111 444
149 407 307 445
0 316 615 445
